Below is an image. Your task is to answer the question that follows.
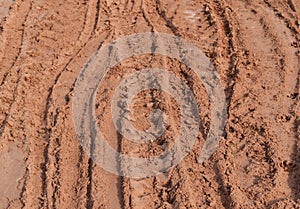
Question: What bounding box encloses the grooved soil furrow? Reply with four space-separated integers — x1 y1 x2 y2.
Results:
1 0 300 208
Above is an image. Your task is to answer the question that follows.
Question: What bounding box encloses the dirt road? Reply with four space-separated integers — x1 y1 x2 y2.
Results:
0 0 299 208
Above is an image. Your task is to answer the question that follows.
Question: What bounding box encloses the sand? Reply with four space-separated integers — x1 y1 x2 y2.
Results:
0 0 299 208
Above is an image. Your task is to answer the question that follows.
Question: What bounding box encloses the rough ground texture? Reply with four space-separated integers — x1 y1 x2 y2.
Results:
0 0 300 208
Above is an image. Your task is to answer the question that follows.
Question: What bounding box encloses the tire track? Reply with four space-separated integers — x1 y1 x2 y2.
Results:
119 2 185 208
0 0 32 84
263 0 299 35
0 0 33 138
115 1 222 208
212 0 300 207
6 0 94 207
259 0 300 204
201 0 244 207
1 0 300 208
40 0 109 207
46 29 112 208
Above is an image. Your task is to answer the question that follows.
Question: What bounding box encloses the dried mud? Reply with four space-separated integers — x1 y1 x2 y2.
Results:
0 0 300 208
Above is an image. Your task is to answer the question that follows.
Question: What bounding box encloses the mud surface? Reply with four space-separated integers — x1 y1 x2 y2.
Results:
0 0 300 208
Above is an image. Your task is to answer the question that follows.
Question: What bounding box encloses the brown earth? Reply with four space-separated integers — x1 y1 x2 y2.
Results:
0 0 300 208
